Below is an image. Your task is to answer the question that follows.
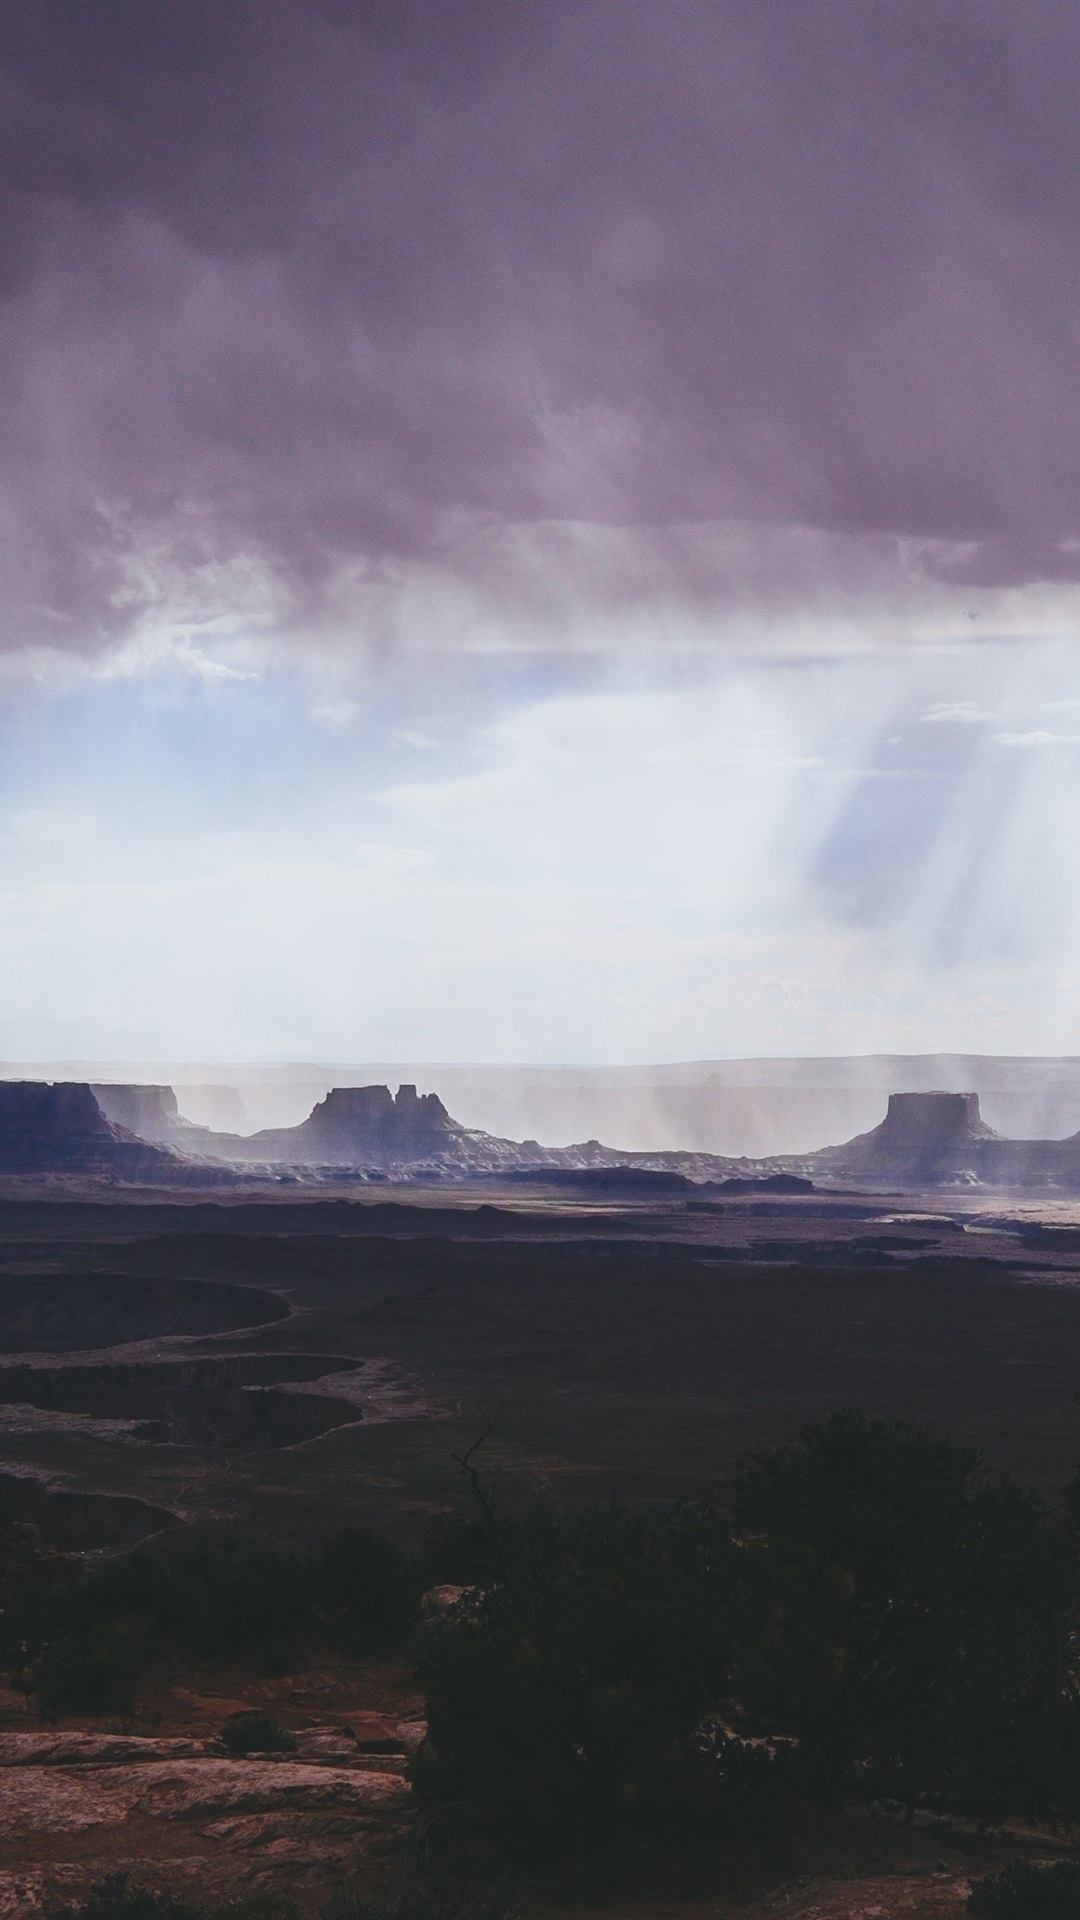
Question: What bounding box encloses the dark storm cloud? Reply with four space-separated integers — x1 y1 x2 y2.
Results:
2 0 1080 654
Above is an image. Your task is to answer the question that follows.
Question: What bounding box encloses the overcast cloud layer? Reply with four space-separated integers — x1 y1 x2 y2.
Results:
3 3 1080 1063
4 0 1080 662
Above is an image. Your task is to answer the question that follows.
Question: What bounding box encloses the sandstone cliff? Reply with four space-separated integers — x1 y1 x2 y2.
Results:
811 1089 1080 1189
0 1083 229 1184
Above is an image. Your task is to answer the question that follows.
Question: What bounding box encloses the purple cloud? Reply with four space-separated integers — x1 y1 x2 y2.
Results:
2 0 1080 656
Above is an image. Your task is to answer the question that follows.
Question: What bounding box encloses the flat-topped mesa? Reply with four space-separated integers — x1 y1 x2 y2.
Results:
874 1090 994 1156
92 1083 183 1142
816 1089 999 1183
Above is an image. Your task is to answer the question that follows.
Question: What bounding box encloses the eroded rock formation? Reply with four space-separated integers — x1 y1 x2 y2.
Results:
815 1091 999 1184
13 1074 1080 1192
221 1083 460 1167
0 1082 241 1185
0 1083 176 1179
90 1084 184 1143
807 1088 1080 1189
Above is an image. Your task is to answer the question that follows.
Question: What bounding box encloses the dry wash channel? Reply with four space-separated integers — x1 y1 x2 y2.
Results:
0 1274 389 1548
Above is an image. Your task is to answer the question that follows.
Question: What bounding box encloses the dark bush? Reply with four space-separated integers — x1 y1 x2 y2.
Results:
5 1520 420 1714
412 1498 848 1854
321 1528 418 1649
48 1873 298 1920
730 1410 1080 1821
967 1857 1080 1918
219 1710 298 1755
419 1514 504 1593
65 1535 318 1666
323 1810 526 1920
11 1535 318 1709
0 1511 74 1674
50 1527 418 1666
49 1878 199 1920
33 1617 153 1718
414 1416 1080 1852
323 1857 523 1920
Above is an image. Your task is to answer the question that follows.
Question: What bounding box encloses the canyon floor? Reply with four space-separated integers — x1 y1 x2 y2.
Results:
1 1179 1080 1914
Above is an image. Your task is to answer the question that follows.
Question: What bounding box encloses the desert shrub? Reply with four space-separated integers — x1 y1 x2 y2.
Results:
323 1811 526 1920
323 1859 522 1920
730 1410 1080 1821
219 1710 298 1755
412 1498 848 1854
415 1416 1080 1850
49 1878 200 1920
49 1874 297 1920
321 1528 418 1649
0 1511 76 1672
8 1520 420 1712
967 1857 1080 1918
8 1538 313 1709
48 1526 418 1669
419 1514 504 1593
33 1616 153 1717
66 1535 318 1666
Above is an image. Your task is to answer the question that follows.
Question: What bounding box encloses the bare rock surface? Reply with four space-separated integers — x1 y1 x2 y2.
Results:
0 1725 413 1915
0 1699 1044 1920
0 1732 208 1766
746 1875 970 1917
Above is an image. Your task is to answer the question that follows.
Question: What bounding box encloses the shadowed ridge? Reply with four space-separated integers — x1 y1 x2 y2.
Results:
0 1081 134 1170
0 1081 233 1183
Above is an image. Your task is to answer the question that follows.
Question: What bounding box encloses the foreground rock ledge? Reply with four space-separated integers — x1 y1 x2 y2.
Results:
0 1729 414 1917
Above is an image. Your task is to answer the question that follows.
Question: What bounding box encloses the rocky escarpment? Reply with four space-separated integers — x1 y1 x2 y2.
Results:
809 1090 1080 1190
220 1083 462 1167
0 1276 288 1352
813 1092 999 1184
91 1084 187 1144
0 1472 181 1549
18 1076 1080 1193
92 1085 242 1156
187 1081 751 1177
0 1351 439 1451
0 1083 233 1185
0 1268 438 1546
0 1077 771 1183
486 1090 1080 1193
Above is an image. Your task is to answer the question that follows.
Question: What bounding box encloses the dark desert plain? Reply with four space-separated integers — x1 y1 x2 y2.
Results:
0 1081 1080 1920
4 1178 1080 1545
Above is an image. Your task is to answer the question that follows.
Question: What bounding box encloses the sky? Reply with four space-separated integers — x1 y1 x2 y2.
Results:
3 0 1080 1063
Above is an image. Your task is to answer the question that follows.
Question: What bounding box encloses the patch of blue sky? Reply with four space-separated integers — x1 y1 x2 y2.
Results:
2 626 1080 1060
